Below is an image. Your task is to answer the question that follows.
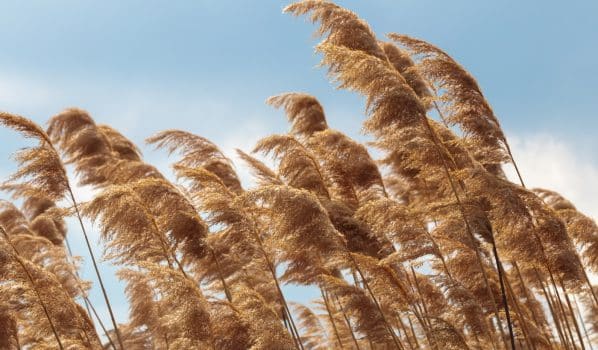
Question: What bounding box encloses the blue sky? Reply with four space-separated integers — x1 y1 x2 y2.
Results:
1 0 597 336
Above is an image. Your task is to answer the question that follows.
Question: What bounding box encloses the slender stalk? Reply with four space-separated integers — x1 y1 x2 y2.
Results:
0 226 64 350
64 238 93 318
410 310 435 350
408 266 436 350
500 127 598 312
395 316 415 350
580 266 598 307
535 269 570 350
249 225 303 350
145 207 188 277
282 309 291 333
418 112 513 349
559 278 586 350
502 264 535 350
332 294 362 350
65 237 114 348
282 311 301 350
529 224 582 349
210 248 233 303
408 267 430 327
348 253 404 350
400 271 435 350
406 315 421 350
548 278 576 349
321 288 345 349
66 185 124 349
492 245 516 350
573 296 594 350
266 265 303 349
85 295 117 350
64 264 114 349
503 141 526 189
512 262 554 346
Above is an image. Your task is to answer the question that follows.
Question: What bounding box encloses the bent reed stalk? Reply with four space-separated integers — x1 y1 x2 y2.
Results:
0 1 596 349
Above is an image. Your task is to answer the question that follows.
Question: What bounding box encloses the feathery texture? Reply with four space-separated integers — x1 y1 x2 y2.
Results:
147 130 243 193
267 93 328 137
389 33 509 169
0 2 594 349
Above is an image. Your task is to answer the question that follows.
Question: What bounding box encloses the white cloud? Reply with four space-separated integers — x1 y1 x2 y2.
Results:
503 133 598 220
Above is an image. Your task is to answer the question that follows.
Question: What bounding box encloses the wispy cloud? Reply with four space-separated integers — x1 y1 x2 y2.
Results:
504 133 598 220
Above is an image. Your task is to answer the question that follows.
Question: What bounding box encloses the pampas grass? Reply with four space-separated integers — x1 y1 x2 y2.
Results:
0 1 596 349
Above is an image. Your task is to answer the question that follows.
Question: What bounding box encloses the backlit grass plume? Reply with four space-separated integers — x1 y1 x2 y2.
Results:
0 1 595 349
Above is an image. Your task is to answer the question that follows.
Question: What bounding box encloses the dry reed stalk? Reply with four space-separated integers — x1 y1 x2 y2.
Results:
320 288 345 349
0 226 65 350
1 112 124 349
283 4 517 346
1 1 596 348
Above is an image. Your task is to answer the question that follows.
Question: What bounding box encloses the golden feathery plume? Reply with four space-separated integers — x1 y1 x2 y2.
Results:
266 93 395 260
0 234 102 349
50 112 215 302
236 149 283 187
243 184 405 347
286 2 534 342
380 41 432 106
118 262 213 349
174 166 305 348
240 185 346 284
22 192 68 245
291 302 328 349
319 275 394 347
0 200 90 299
388 33 512 173
129 178 210 267
284 0 385 59
232 284 296 350
254 134 330 199
536 188 598 274
0 300 19 349
147 129 243 194
267 92 328 138
465 170 585 287
535 188 598 307
82 183 178 266
0 113 69 201
308 129 387 206
2 111 124 348
356 198 436 263
350 252 413 313
97 124 142 161
312 40 511 342
268 92 387 204
427 317 470 350
253 131 391 258
173 165 263 280
209 300 252 350
47 109 155 189
47 108 115 186
322 199 393 259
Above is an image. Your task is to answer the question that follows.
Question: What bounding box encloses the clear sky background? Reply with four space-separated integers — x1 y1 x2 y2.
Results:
1 0 597 335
